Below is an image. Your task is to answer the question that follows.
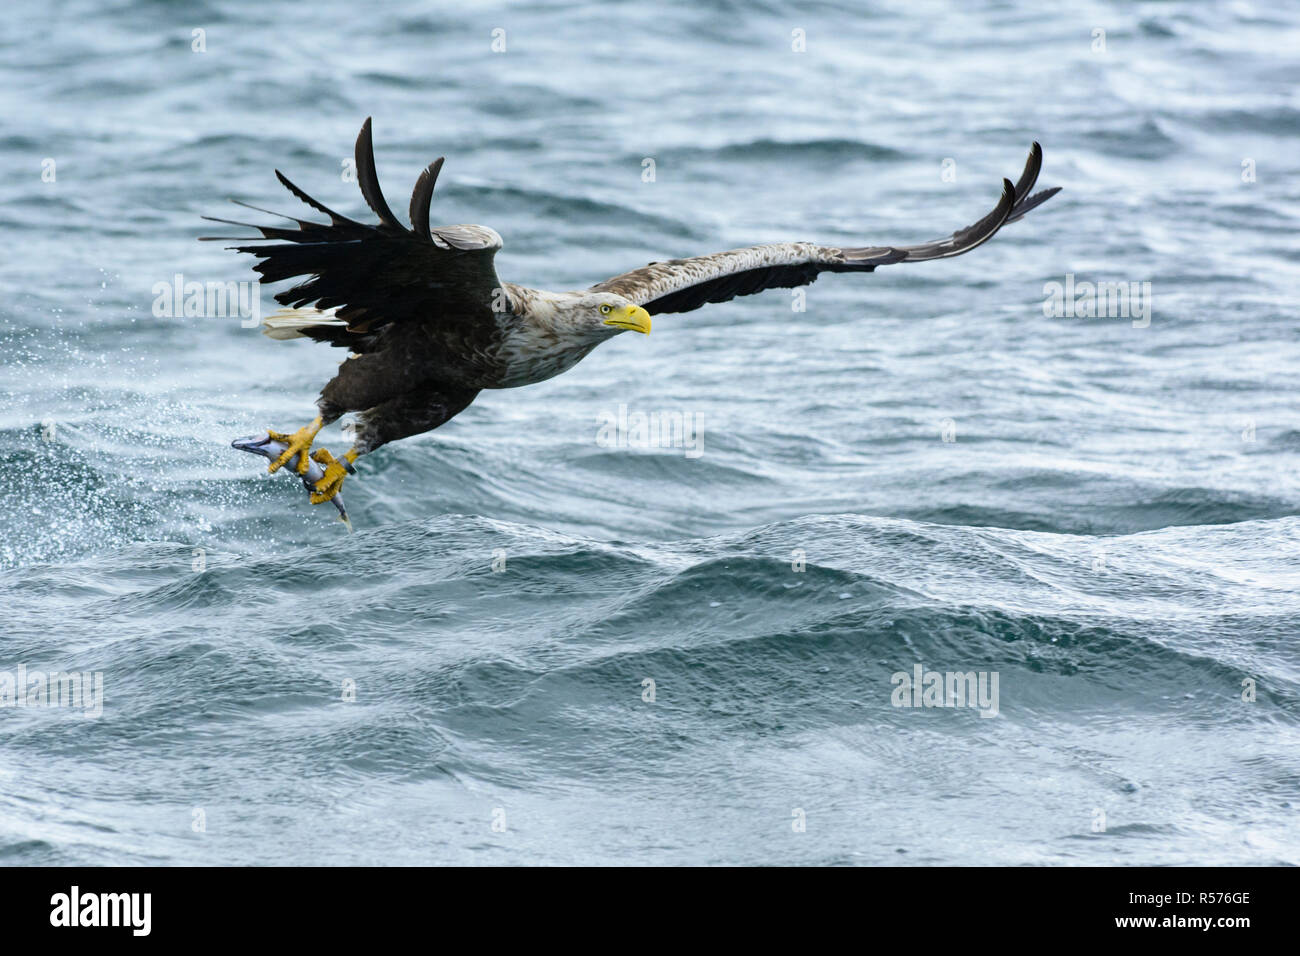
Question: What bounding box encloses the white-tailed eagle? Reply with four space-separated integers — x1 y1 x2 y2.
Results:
204 119 1060 508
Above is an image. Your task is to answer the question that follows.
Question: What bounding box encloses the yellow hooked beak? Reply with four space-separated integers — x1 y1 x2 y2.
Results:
603 304 652 335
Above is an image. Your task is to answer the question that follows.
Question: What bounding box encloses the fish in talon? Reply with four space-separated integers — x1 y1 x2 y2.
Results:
232 432 352 530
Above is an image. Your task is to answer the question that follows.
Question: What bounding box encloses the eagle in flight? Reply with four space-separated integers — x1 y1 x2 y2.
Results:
206 119 1060 509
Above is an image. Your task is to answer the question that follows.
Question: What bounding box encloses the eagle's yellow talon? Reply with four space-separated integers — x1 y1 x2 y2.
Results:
307 448 350 504
267 416 323 474
308 486 340 505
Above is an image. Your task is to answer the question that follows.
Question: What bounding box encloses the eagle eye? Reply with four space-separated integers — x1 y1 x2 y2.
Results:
600 304 612 315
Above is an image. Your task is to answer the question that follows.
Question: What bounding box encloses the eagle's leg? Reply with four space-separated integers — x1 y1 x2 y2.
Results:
295 384 481 507
306 447 358 505
266 415 325 475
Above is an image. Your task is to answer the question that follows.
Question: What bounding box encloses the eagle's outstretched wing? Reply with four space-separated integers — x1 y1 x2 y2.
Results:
589 143 1061 315
201 118 503 350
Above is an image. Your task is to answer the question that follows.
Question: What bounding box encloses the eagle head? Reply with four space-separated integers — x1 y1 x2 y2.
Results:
581 293 652 337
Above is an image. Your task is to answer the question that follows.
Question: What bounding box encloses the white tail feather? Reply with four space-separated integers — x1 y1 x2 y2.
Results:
262 307 347 340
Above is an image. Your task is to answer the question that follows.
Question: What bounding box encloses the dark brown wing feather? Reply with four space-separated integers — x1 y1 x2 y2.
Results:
409 157 444 241
590 143 1061 316
201 118 503 353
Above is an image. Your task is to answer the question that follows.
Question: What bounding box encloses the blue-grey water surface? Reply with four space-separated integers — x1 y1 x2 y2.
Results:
1 0 1298 865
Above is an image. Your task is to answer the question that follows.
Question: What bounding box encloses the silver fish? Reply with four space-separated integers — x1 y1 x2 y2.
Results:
232 432 352 531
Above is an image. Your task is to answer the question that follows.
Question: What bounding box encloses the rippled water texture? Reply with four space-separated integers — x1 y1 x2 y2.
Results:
1 0 1297 864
